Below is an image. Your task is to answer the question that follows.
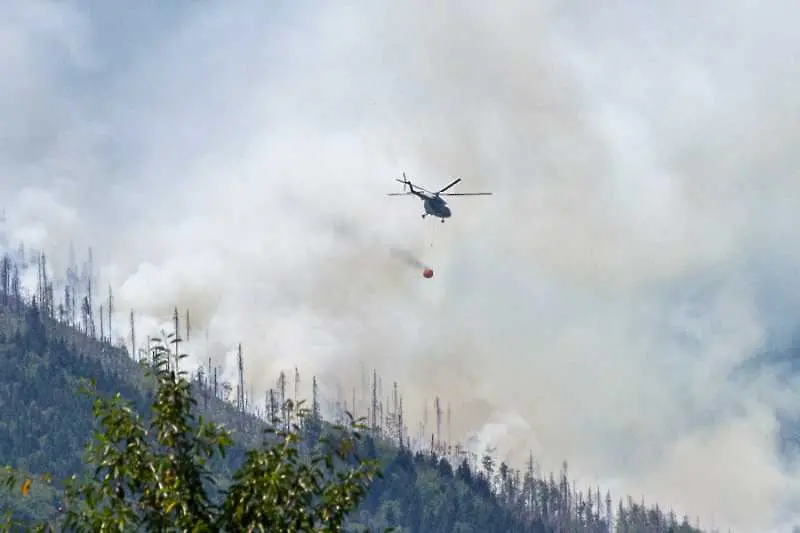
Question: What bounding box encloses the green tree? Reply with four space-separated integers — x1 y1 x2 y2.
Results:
2 336 382 532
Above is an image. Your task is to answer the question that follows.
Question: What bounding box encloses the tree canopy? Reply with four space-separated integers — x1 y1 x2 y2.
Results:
2 336 383 532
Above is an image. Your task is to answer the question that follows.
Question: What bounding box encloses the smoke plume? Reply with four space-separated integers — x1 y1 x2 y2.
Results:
3 1 800 530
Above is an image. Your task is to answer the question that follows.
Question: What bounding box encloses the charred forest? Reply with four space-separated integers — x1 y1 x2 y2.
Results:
0 235 715 533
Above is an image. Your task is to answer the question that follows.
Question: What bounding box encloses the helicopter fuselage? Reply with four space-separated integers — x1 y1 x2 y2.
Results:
415 193 451 220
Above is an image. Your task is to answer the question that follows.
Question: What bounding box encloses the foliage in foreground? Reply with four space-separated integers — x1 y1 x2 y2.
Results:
1 336 383 532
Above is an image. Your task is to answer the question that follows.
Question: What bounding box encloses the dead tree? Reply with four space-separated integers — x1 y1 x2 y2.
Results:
398 395 404 449
236 343 245 412
172 307 180 371
370 369 378 435
82 295 94 337
435 396 442 453
278 371 287 430
1 254 11 305
312 376 320 422
129 310 136 360
107 286 113 343
11 263 20 313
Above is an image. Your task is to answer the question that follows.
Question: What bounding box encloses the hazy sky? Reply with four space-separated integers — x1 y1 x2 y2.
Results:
3 1 800 531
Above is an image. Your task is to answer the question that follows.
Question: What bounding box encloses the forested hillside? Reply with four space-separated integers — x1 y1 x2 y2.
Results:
0 244 709 532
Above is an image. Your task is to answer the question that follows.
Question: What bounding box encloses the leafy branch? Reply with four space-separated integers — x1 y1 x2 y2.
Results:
2 337 383 532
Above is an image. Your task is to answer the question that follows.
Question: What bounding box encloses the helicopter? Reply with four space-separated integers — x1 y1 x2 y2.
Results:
387 173 492 222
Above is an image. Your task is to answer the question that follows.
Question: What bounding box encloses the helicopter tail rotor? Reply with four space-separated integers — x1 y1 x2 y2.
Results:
394 172 411 192
388 173 412 196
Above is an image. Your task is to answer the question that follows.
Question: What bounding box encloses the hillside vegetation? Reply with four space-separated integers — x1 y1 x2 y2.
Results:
0 245 709 532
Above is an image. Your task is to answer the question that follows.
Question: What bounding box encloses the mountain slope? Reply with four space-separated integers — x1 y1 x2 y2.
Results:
0 250 707 532
0 299 547 531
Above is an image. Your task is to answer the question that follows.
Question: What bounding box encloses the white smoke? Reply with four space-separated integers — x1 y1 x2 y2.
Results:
3 1 800 530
